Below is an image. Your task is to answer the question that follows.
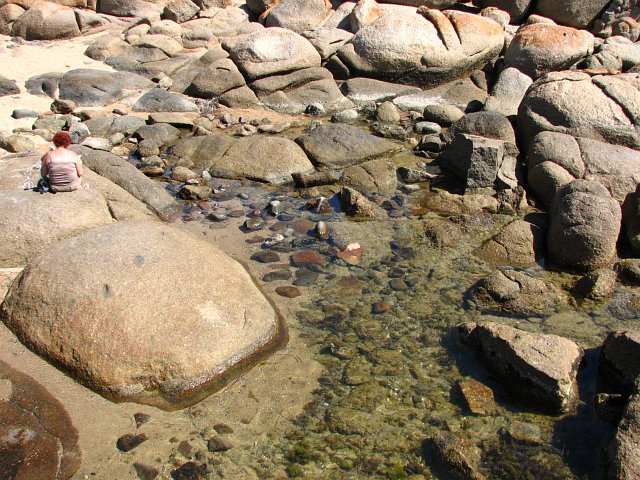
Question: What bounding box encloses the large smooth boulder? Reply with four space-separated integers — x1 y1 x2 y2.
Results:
184 58 246 99
484 67 533 119
264 0 332 33
0 221 288 409
0 190 114 268
337 7 504 88
0 360 81 480
227 27 321 81
295 123 399 170
11 1 80 40
210 136 315 184
132 89 199 112
518 71 640 150
527 131 640 206
600 330 640 395
459 322 583 413
607 385 640 480
97 0 164 17
58 69 154 107
504 24 594 79
548 180 621 270
535 0 611 29
72 147 179 220
250 67 354 114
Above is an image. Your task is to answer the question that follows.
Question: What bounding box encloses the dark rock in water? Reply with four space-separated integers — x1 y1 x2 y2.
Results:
134 462 160 480
457 379 498 416
134 412 151 428
171 461 208 480
599 330 640 396
117 433 148 452
178 440 196 458
178 185 212 201
606 384 640 480
467 269 566 317
474 216 546 267
295 123 399 170
573 268 617 300
263 270 292 282
426 431 485 480
251 251 281 263
501 421 544 446
293 269 319 287
0 74 20 96
244 217 265 231
372 300 391 314
0 360 81 480
207 435 234 452
388 278 408 291
291 250 326 267
275 286 301 298
213 423 234 434
459 322 583 413
339 186 384 218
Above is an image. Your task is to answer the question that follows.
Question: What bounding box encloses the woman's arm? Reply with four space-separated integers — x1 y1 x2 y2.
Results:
74 154 83 177
41 153 49 178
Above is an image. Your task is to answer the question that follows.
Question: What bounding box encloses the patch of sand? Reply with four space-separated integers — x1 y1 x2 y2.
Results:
0 30 116 135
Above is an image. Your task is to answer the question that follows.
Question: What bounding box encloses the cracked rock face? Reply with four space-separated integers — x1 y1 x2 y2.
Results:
337 7 504 87
0 221 288 410
0 360 81 480
518 71 640 151
459 322 583 413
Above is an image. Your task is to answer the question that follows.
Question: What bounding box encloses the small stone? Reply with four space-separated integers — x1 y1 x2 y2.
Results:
458 379 498 416
305 102 325 115
414 121 442 134
213 423 234 434
208 213 228 222
503 421 544 445
293 269 319 287
178 440 196 458
250 251 281 263
244 218 265 231
51 98 76 114
117 433 148 452
275 286 301 298
291 250 327 267
389 278 408 291
263 270 292 282
171 462 208 480
267 200 284 215
171 166 198 183
207 436 234 452
315 221 329 240
12 109 38 119
263 234 286 247
133 462 159 480
372 301 391 314
134 412 151 428
178 185 212 201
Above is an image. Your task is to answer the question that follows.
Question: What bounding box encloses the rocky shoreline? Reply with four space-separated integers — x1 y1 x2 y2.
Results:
2 0 640 478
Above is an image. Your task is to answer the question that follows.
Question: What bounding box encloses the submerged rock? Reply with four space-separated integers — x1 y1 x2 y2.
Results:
0 360 81 480
459 322 583 413
426 431 485 480
0 221 288 409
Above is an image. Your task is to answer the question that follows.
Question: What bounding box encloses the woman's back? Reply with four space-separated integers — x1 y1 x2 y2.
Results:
46 149 81 190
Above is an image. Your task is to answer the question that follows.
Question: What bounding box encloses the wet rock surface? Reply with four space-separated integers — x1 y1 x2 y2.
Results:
0 359 81 480
459 322 583 413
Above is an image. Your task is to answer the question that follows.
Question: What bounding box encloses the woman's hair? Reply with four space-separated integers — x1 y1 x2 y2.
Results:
52 131 72 148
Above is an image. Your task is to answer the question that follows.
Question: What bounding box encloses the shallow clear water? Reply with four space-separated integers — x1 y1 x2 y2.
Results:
164 140 640 479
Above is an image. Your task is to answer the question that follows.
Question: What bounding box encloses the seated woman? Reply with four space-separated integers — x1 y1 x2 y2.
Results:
41 132 85 193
